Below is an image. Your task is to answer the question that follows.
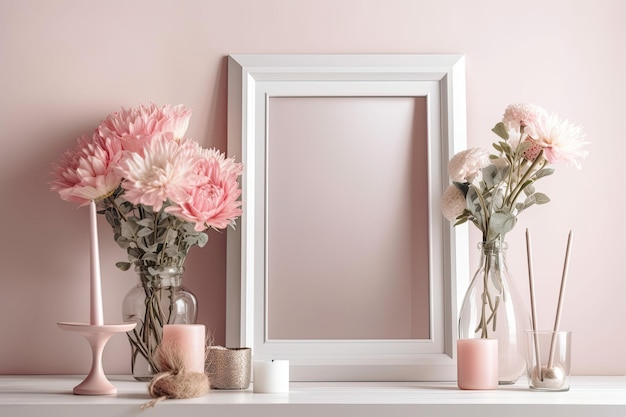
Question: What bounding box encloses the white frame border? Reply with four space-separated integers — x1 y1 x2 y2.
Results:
226 54 468 381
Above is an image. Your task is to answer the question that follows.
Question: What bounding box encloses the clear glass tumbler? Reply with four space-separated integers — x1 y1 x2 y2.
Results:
525 330 572 391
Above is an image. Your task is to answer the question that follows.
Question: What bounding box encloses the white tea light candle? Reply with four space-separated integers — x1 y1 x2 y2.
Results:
253 360 289 393
162 324 206 374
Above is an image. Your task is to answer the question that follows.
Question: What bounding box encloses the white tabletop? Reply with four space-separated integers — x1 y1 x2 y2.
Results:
1 375 625 417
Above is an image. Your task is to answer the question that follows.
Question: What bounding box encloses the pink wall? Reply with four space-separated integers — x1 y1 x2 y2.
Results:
0 0 623 376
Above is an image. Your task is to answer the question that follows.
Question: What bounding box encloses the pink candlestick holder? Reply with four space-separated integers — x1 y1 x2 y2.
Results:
58 322 136 395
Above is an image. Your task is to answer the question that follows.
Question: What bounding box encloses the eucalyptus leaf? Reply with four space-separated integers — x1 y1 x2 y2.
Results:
142 252 158 262
146 243 160 253
137 227 153 237
136 218 154 227
523 184 536 196
104 210 116 227
492 188 505 208
491 122 509 140
489 211 517 235
197 233 209 248
532 192 550 204
517 141 532 154
499 140 513 156
454 216 469 227
481 165 498 188
164 246 179 257
534 168 555 180
116 262 131 271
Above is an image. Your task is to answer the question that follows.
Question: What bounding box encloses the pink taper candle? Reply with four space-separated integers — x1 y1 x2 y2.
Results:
162 324 206 373
457 338 498 390
89 200 104 326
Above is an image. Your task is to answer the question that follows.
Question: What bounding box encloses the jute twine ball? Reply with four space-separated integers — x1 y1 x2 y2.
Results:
142 342 209 409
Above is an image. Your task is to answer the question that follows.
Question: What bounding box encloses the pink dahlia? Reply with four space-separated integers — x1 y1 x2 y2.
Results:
97 103 192 154
441 184 466 221
448 148 491 182
533 112 588 168
502 103 548 138
117 134 199 211
166 148 243 231
50 133 123 206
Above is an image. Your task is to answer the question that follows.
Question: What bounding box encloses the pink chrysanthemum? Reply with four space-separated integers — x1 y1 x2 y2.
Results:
448 148 491 182
97 102 192 154
502 103 548 138
441 184 466 221
50 133 123 206
117 134 199 211
533 113 588 168
166 148 243 231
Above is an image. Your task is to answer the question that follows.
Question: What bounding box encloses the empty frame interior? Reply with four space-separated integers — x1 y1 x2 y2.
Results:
266 96 430 341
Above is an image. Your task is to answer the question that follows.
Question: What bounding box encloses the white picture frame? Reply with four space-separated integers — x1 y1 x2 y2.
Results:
226 54 468 381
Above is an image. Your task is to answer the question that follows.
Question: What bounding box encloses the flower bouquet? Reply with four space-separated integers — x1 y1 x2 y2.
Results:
50 103 243 379
442 103 588 383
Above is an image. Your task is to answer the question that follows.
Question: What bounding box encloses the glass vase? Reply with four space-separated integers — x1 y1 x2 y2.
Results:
122 265 198 381
458 241 530 384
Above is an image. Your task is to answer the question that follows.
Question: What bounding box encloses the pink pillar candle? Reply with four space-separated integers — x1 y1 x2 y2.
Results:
162 324 206 374
457 338 498 390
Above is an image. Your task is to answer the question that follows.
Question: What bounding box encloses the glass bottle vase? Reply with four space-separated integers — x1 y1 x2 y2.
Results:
122 265 198 381
458 241 530 384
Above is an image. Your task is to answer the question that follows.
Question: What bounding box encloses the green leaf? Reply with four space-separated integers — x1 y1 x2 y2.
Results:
142 252 158 262
453 216 469 227
491 122 509 140
137 227 153 237
164 246 180 257
534 168 555 180
128 247 142 259
197 233 209 248
116 262 131 271
489 211 517 235
499 140 513 156
136 218 154 227
521 192 551 210
523 184 536 196
481 165 498 188
532 192 550 204
492 188 505 208
517 140 532 154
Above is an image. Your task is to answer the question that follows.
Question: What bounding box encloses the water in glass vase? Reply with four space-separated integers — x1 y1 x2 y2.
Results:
122 265 197 381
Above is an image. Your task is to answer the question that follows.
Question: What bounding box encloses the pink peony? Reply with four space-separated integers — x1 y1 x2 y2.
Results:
117 134 200 211
441 184 466 221
502 103 548 138
166 148 243 231
50 133 123 206
532 112 588 168
448 148 491 182
97 103 192 154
